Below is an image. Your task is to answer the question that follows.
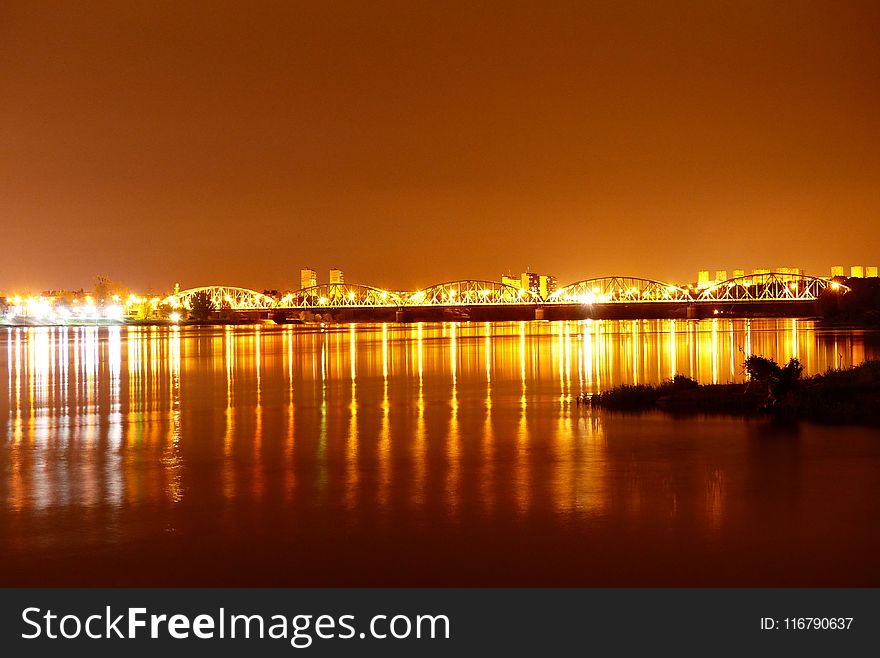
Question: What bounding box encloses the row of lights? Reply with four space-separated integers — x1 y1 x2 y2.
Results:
5 276 845 320
2 293 169 323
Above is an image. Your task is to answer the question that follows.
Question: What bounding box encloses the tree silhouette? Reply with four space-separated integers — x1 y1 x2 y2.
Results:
93 275 127 302
744 354 803 409
190 291 215 321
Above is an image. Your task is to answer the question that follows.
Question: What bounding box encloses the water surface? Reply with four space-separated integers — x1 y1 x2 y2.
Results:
2 319 879 585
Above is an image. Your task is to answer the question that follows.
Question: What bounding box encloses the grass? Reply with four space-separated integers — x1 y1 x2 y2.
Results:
588 361 880 425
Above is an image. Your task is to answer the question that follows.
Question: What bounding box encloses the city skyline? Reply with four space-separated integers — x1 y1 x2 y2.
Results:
1 261 875 299
2 1 880 292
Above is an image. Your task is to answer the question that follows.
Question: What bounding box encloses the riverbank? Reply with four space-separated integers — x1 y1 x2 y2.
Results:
0 318 306 328
587 360 880 425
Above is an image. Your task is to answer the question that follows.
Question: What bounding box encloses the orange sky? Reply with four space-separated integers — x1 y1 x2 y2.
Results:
1 0 879 292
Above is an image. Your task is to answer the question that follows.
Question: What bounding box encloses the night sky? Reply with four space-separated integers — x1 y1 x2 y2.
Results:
2 1 879 293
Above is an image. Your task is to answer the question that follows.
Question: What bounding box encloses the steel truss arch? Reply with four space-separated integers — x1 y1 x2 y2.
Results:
405 280 540 305
698 273 848 302
549 276 691 303
165 286 278 310
278 283 403 308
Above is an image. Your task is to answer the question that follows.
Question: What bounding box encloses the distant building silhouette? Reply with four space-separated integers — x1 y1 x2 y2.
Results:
300 268 317 289
502 270 557 299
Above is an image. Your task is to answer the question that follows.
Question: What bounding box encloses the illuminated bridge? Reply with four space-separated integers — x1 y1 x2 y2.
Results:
546 273 843 304
164 286 277 311
168 280 542 311
164 273 847 319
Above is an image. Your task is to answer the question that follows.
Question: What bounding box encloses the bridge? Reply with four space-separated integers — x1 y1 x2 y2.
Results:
164 286 277 311
547 277 692 304
165 273 845 312
167 279 543 311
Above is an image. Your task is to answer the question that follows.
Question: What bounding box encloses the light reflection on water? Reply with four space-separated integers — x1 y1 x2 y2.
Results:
1 319 879 586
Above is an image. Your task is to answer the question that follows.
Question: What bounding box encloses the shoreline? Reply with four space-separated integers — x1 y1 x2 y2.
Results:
4 315 880 329
586 360 880 426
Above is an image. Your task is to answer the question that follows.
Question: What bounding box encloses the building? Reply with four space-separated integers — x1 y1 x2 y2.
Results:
529 273 557 299
300 268 317 290
697 271 711 289
775 267 803 282
831 265 878 278
501 274 520 289
715 270 727 282
502 270 557 299
732 269 745 278
329 268 344 285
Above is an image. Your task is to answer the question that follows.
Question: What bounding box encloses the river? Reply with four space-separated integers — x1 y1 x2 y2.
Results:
2 319 879 585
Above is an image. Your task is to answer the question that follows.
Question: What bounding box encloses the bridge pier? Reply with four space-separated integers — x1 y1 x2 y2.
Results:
395 308 407 323
534 306 546 320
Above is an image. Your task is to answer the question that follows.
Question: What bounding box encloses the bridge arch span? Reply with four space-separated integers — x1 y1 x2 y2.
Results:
279 283 402 308
406 280 540 305
549 276 691 303
698 272 848 302
165 286 277 310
